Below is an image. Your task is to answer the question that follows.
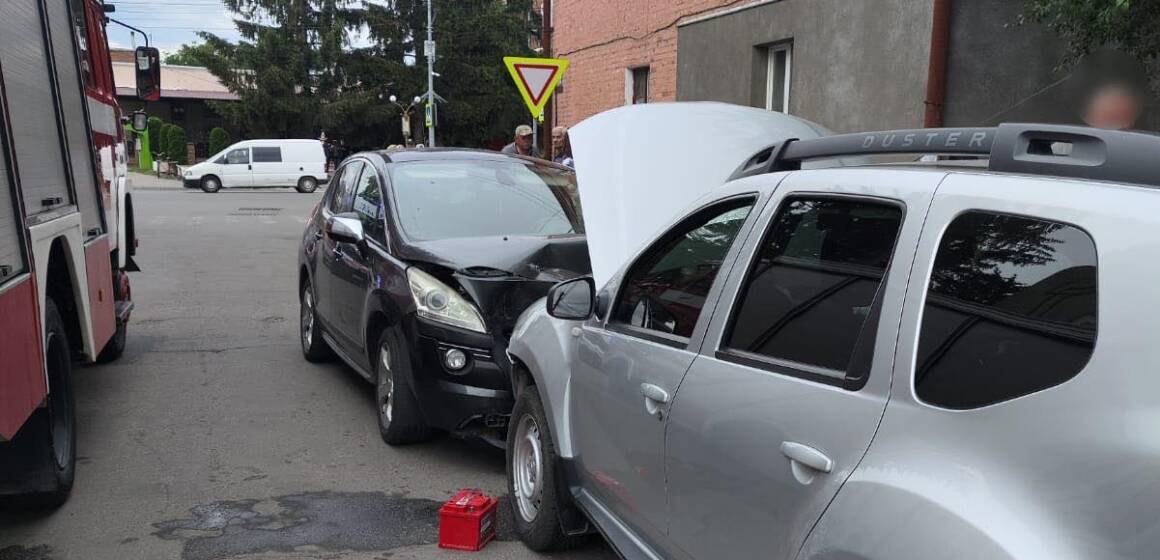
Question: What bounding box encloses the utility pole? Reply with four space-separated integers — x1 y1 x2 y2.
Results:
424 0 436 147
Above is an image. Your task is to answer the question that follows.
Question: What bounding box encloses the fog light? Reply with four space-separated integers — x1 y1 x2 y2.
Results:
443 348 468 371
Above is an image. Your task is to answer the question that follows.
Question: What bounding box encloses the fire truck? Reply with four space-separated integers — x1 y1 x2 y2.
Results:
0 0 158 508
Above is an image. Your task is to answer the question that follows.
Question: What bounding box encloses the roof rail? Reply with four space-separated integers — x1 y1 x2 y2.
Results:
729 123 1160 188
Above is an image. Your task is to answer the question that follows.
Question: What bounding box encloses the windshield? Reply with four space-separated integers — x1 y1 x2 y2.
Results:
389 159 583 241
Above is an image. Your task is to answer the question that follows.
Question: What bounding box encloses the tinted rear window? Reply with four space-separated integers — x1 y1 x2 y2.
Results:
389 160 582 241
915 211 1098 409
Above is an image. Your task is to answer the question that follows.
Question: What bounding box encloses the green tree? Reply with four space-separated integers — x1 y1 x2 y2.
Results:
158 124 176 159
413 0 542 147
193 0 544 147
168 126 190 165
164 43 216 66
209 127 232 155
197 0 366 139
1023 0 1158 78
147 116 164 158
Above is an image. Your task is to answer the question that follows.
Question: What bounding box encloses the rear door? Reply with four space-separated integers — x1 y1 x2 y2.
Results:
664 169 943 559
250 146 284 187
219 147 252 188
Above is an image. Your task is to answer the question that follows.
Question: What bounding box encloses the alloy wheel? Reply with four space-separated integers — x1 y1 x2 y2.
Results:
512 414 544 523
300 287 314 348
378 345 394 425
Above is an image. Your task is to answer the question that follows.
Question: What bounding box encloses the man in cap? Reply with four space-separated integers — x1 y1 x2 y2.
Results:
501 124 541 158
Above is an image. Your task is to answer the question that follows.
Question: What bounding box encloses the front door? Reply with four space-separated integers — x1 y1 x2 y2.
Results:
317 160 365 356
220 147 252 187
328 161 386 360
570 195 760 547
663 169 942 559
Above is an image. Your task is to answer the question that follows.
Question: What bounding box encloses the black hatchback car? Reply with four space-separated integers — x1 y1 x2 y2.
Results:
298 149 588 446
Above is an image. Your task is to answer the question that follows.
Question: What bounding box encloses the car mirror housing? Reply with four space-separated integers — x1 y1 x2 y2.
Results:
327 214 365 245
546 277 595 320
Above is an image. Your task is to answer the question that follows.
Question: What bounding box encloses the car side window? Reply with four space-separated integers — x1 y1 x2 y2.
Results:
252 147 281 163
352 166 386 244
611 197 755 340
722 197 903 379
329 161 363 214
915 211 1097 409
226 148 249 165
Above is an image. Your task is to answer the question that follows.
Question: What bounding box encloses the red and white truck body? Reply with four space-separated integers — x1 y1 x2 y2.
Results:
0 0 149 503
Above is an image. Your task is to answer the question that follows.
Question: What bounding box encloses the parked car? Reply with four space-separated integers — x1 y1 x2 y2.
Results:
298 149 588 446
183 139 328 193
505 103 1157 559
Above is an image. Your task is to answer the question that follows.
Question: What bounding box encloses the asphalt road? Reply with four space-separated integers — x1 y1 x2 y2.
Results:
0 175 615 560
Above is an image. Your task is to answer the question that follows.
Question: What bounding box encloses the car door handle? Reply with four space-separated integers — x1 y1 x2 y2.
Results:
640 383 670 418
780 442 833 474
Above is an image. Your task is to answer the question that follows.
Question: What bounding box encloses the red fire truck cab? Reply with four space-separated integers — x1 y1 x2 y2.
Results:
0 0 158 508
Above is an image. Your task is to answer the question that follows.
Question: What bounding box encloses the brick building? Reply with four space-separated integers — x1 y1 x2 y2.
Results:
109 49 240 158
549 0 731 128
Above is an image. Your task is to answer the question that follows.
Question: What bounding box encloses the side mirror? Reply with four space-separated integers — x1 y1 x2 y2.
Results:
135 46 161 101
327 214 365 245
130 111 148 132
547 277 595 320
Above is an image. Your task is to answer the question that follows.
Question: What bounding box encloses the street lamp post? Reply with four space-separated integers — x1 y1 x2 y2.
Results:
388 94 424 146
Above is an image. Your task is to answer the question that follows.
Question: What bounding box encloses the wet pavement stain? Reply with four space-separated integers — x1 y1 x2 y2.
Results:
0 545 54 560
153 491 516 560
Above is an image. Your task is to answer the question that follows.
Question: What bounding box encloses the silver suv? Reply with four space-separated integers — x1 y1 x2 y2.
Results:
504 108 1158 559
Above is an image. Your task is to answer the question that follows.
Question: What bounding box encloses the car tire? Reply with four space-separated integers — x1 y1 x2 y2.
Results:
507 385 582 552
0 298 77 510
296 176 319 193
375 328 433 445
299 278 333 362
95 319 127 363
200 175 222 193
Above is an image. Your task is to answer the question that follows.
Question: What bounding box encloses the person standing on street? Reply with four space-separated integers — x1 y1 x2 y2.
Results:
551 125 574 168
501 125 541 158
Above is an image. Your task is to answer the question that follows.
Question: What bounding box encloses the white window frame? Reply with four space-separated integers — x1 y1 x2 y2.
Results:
765 43 792 113
626 65 650 105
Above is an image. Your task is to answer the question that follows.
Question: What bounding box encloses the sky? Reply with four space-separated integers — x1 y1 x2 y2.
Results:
105 0 383 59
105 0 243 56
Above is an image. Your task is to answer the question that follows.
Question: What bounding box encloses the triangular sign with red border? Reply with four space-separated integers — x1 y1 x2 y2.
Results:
504 56 569 120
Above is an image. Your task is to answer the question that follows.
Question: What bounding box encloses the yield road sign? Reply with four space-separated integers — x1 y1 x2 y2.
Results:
503 56 569 120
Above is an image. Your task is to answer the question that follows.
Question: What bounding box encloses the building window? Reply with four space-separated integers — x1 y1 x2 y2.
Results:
627 66 650 105
765 43 792 113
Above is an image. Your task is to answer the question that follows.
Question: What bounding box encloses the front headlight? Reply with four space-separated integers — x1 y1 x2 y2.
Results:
407 267 487 333
184 170 192 177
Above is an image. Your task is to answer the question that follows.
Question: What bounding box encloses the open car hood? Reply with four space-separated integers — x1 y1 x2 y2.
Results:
570 102 830 289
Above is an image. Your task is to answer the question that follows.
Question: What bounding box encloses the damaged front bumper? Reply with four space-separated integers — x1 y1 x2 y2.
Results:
402 316 514 438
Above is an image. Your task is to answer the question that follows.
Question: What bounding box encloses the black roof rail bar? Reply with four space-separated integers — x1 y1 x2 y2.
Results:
729 127 995 181
731 123 1160 188
989 123 1160 188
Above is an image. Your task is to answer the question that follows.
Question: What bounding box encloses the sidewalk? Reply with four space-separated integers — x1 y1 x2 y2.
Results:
130 170 184 191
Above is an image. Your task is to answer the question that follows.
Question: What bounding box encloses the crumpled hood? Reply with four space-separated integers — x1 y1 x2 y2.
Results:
570 102 831 289
397 234 590 282
397 234 591 336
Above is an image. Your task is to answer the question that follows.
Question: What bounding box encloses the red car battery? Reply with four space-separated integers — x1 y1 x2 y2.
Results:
438 489 499 551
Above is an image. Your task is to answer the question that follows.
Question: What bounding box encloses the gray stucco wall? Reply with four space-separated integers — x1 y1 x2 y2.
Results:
945 0 1159 130
676 0 934 133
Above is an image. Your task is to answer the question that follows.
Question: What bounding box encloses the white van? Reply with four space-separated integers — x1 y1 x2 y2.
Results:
183 139 328 193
